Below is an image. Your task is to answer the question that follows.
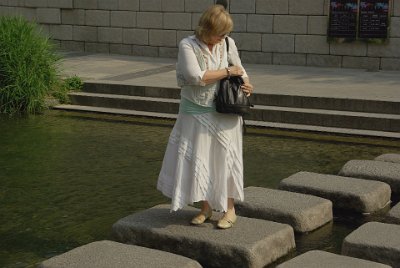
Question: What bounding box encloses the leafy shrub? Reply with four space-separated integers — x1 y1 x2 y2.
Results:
51 75 83 104
64 75 83 91
0 16 60 114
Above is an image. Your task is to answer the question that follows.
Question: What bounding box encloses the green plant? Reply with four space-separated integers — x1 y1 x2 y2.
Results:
51 75 83 104
64 75 83 91
0 16 60 114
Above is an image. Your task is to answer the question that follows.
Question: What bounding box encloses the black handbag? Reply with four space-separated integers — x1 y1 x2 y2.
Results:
215 38 252 116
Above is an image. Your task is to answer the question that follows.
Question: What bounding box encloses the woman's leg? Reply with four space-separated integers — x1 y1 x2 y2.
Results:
225 198 235 217
217 198 237 229
191 200 212 225
201 200 211 213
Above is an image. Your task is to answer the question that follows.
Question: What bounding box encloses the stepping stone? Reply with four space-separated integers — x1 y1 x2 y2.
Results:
112 204 295 268
387 202 400 224
38 240 202 268
278 172 391 213
276 250 391 268
339 160 400 194
235 187 333 233
342 222 400 268
375 153 400 164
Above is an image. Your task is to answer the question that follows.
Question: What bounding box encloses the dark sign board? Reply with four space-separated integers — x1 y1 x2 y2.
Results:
359 0 389 39
328 0 358 38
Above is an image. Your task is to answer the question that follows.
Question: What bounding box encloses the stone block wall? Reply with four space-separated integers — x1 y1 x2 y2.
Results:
0 0 399 70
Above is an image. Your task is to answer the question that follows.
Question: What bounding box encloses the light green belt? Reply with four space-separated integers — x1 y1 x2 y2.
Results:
179 97 215 114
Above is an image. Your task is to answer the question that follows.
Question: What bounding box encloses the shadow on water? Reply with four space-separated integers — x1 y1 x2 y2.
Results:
0 110 399 267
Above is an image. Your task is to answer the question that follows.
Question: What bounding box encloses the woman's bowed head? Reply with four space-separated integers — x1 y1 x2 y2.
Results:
157 4 253 231
195 5 254 96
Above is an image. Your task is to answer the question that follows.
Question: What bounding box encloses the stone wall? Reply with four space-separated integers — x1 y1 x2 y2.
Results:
1 0 399 70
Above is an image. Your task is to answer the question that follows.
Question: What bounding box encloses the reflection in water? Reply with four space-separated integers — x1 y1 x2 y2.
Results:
0 110 399 267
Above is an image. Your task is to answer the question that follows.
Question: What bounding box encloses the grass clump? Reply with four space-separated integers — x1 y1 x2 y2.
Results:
0 16 60 115
52 75 83 104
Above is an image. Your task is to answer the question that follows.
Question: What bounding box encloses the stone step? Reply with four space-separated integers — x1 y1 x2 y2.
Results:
83 82 400 115
69 92 180 114
278 172 391 214
38 240 202 268
339 160 400 195
83 82 181 99
111 204 295 268
342 222 400 268
68 92 400 133
387 202 400 224
235 187 333 233
251 104 400 133
53 104 400 139
375 153 400 164
276 250 391 268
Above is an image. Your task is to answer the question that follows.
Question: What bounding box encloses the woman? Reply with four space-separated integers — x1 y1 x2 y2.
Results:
157 4 254 229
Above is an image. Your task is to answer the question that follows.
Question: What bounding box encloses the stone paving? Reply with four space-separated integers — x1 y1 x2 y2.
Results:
276 250 391 268
278 171 391 213
38 240 202 268
387 202 400 224
375 153 400 164
112 204 295 268
339 160 400 195
236 187 332 232
342 222 400 268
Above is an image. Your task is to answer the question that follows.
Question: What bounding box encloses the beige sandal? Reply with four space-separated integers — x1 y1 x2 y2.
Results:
217 214 237 229
190 210 212 225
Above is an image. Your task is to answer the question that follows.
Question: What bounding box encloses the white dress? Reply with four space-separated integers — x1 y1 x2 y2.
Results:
157 36 247 212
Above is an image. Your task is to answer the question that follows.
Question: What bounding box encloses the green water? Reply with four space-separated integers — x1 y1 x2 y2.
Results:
0 110 399 267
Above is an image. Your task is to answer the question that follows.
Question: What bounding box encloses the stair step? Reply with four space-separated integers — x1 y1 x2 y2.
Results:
53 105 400 139
67 92 400 133
82 82 400 115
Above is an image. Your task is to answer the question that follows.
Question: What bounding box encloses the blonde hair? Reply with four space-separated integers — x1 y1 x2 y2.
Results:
195 5 233 43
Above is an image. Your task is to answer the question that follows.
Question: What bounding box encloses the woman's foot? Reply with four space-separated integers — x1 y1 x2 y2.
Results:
217 212 237 229
190 209 212 225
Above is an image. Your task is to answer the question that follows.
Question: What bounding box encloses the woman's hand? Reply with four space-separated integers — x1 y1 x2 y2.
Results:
229 65 244 77
241 82 254 97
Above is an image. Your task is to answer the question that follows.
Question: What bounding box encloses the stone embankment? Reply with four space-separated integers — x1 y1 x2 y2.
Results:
40 153 400 267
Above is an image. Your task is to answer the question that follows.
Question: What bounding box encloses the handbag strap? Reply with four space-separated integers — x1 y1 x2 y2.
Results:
225 37 231 66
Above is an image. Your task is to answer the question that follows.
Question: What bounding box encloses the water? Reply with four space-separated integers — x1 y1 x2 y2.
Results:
0 110 399 267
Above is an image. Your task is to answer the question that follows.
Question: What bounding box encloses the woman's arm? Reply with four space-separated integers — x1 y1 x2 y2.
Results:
178 38 244 86
201 65 244 85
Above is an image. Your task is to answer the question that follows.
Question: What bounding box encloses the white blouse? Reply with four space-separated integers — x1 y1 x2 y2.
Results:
176 35 248 107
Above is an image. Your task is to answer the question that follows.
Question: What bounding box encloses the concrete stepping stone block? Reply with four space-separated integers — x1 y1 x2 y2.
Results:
387 202 400 224
278 172 391 213
342 222 400 268
276 250 391 268
375 153 400 164
38 240 202 268
339 160 400 194
235 187 333 233
112 204 295 268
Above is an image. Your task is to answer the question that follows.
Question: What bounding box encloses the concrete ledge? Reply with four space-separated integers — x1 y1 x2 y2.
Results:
278 172 391 213
342 222 400 268
112 204 295 268
38 240 202 268
387 202 400 224
236 187 332 232
339 160 400 194
276 250 391 268
375 154 400 164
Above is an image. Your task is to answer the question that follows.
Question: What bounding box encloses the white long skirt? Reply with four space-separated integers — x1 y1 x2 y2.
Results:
157 112 244 212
